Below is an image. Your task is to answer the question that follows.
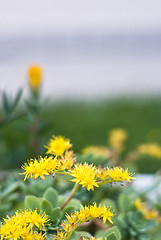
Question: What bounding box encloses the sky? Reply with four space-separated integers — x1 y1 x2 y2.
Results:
0 0 161 37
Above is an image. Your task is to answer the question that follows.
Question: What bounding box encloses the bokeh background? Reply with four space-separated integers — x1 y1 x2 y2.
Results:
1 0 161 171
1 0 161 99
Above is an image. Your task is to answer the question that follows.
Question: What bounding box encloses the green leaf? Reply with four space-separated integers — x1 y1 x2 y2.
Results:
100 198 117 212
2 92 11 114
105 232 120 240
104 226 121 240
95 226 121 240
11 89 22 112
62 206 77 218
66 198 81 210
57 195 65 207
41 199 53 215
95 230 106 238
118 193 130 213
51 207 62 219
138 234 150 240
43 187 58 208
129 226 137 236
25 195 41 211
116 213 127 229
69 231 77 240
6 192 19 202
137 220 156 233
0 203 12 212
76 231 91 238
0 182 21 199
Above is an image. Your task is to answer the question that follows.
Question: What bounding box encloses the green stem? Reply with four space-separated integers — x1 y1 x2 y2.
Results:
30 113 40 156
55 171 71 176
60 183 79 210
0 112 26 128
97 179 111 186
65 217 93 240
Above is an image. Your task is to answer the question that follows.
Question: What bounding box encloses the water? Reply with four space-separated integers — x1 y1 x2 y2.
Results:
0 33 161 100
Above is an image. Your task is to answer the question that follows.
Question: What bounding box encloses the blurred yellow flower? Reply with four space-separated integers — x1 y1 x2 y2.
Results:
58 150 76 171
108 129 127 152
138 143 161 159
45 135 72 156
82 146 110 158
28 65 42 90
135 198 159 220
106 166 135 182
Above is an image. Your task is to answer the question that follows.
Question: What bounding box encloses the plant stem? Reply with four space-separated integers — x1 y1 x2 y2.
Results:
60 183 79 210
65 217 93 240
30 113 40 156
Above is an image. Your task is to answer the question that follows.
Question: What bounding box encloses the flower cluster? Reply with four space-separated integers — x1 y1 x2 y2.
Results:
70 163 99 191
45 136 72 156
108 129 127 152
105 166 135 182
0 210 48 239
53 203 114 240
135 198 159 221
70 163 135 191
138 143 161 159
21 151 75 180
20 135 135 191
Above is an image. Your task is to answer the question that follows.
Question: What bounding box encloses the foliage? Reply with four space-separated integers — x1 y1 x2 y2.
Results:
1 97 161 172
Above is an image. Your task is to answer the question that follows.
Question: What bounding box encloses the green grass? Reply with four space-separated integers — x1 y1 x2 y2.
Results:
1 96 161 172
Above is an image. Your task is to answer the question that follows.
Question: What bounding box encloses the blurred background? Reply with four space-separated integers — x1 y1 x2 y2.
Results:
1 0 161 99
0 0 161 172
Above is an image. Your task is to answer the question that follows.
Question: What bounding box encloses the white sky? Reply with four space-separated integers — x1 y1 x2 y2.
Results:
0 0 161 37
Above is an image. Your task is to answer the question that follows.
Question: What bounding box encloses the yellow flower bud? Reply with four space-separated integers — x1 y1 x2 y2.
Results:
28 65 42 90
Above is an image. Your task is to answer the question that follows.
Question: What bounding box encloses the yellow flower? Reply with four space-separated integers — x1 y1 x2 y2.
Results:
28 65 42 90
108 129 127 152
25 209 49 230
58 150 76 171
75 203 114 224
52 229 67 240
0 210 48 239
20 156 57 180
96 166 109 181
135 198 159 220
70 163 99 191
25 231 46 240
54 204 114 240
106 166 135 182
138 143 161 159
66 212 78 224
135 198 145 211
101 205 114 224
89 203 103 218
45 136 72 156
20 152 76 181
82 146 110 158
